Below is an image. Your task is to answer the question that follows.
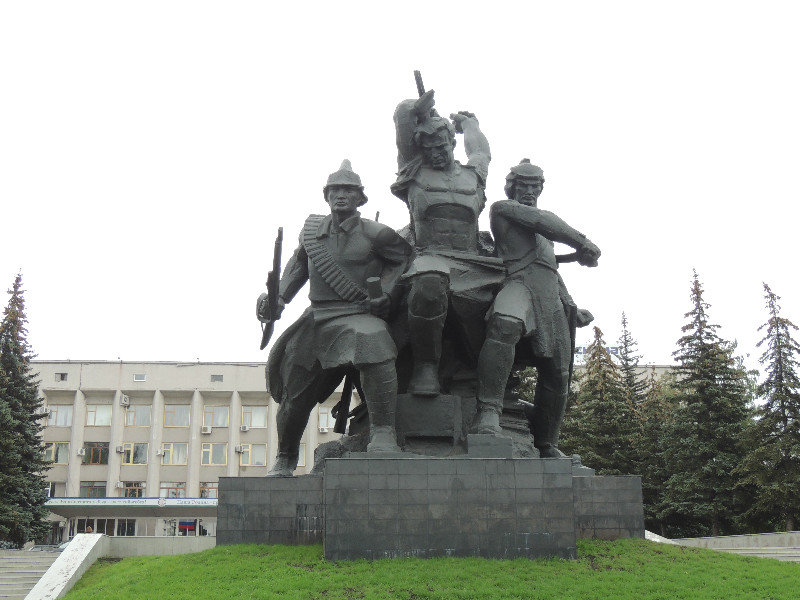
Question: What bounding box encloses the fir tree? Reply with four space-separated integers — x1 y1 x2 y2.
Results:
0 274 49 547
635 367 679 535
736 283 800 531
560 326 636 475
617 312 647 408
661 271 751 537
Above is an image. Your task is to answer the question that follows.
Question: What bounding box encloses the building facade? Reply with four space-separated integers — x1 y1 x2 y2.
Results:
35 360 343 543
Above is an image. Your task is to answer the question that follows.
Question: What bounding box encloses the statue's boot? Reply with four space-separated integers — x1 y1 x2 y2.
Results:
537 446 566 458
528 367 569 458
266 452 298 477
471 338 517 435
407 313 445 397
362 360 401 453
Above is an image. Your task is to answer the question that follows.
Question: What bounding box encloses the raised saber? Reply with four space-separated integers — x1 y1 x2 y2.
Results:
414 70 425 97
257 227 283 350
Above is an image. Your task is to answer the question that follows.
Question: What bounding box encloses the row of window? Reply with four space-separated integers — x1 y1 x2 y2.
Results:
43 441 288 467
45 404 269 429
71 480 221 499
54 372 226 384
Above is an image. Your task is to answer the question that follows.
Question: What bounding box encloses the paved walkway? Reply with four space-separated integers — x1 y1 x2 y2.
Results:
713 547 800 562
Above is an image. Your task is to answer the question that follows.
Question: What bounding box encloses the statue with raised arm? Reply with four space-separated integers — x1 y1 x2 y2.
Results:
391 88 505 397
264 160 411 475
473 159 599 455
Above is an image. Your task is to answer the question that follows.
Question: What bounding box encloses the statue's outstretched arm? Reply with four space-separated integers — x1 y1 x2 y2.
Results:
490 201 600 263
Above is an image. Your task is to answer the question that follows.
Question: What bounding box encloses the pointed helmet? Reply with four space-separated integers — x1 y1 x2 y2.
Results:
323 159 368 205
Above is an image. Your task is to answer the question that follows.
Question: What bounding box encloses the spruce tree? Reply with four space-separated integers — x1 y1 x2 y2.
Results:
560 326 636 475
0 274 49 547
661 271 751 537
617 312 647 408
737 283 800 531
635 367 679 535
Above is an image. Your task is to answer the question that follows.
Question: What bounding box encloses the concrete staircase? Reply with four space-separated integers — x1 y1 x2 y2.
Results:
0 550 58 600
714 547 800 562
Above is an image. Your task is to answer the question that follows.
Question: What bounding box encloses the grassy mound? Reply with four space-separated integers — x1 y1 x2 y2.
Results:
63 539 799 600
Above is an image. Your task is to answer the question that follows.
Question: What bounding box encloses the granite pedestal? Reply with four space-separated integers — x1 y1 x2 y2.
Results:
217 457 644 560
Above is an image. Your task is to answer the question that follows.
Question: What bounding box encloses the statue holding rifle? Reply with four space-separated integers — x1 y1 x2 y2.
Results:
259 160 411 476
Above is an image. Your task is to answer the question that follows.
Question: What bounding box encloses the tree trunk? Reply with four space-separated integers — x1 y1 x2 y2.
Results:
712 515 720 537
787 515 795 532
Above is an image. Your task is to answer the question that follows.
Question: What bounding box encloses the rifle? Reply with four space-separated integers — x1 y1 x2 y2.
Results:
330 277 383 433
256 227 283 350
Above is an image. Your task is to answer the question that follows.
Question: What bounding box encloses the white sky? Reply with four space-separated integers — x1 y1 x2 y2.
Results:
2 1 799 372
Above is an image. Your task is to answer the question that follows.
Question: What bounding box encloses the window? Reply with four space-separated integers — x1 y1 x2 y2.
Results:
47 405 73 427
121 442 148 465
85 404 112 426
133 373 146 382
203 405 229 428
82 442 109 465
242 405 267 428
159 481 186 498
122 482 145 498
200 482 218 498
80 481 106 497
318 407 335 430
54 372 68 382
240 444 267 466
43 442 70 464
94 519 115 535
76 518 93 533
161 443 188 465
210 374 223 382
44 482 57 498
164 404 190 427
125 405 151 427
201 443 227 466
298 443 307 467
117 519 136 536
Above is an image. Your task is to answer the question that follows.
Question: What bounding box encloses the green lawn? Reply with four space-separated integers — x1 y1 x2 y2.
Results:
63 539 799 600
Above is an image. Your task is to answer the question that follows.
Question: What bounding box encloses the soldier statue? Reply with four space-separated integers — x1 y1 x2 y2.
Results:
473 159 599 455
263 160 411 475
391 90 505 397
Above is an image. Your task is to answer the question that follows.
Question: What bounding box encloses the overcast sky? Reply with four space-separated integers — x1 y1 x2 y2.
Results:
2 2 799 372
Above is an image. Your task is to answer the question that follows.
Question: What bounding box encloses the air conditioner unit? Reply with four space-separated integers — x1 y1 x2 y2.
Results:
140 482 147 489
115 446 124 453
201 426 212 434
35 406 50 416
234 445 244 453
77 448 86 456
155 449 164 456
115 481 124 489
318 427 329 433
120 395 130 407
239 425 249 432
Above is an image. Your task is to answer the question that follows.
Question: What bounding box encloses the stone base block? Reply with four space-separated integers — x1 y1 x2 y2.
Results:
396 394 462 442
573 475 645 540
324 457 576 560
466 434 513 458
216 475 324 546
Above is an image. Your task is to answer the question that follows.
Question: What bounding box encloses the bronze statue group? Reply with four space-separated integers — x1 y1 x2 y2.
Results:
258 87 601 476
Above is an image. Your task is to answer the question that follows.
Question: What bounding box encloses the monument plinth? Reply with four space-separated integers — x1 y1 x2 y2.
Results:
217 458 644 560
